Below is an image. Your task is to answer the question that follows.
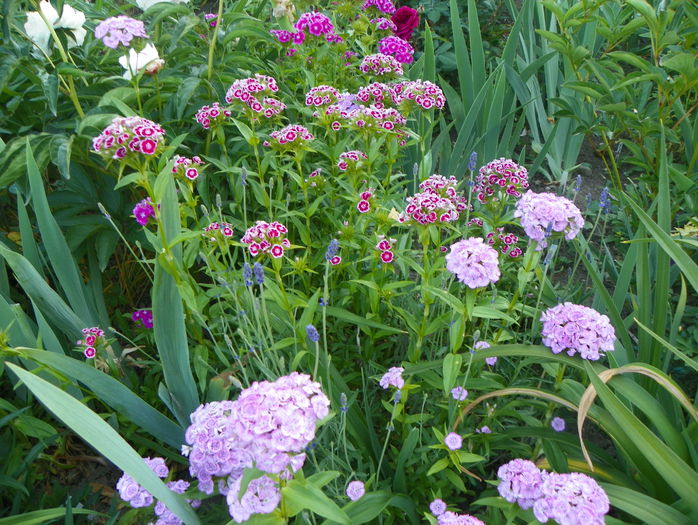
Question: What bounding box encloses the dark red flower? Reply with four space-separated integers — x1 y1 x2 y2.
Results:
391 6 419 41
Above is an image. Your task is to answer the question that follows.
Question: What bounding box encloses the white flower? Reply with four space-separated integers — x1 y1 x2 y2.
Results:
118 43 164 80
24 1 86 56
135 0 189 11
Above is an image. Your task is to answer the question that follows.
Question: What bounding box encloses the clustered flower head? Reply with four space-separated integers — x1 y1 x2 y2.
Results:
375 235 396 264
305 85 341 107
355 82 397 109
437 512 486 525
132 309 153 329
183 373 329 516
133 198 156 226
360 53 404 78
485 228 522 258
474 158 529 204
394 80 446 111
540 302 616 360
356 188 375 213
203 222 234 242
226 475 281 523
152 479 201 525
93 116 166 160
204 13 217 28
371 17 397 32
361 0 397 15
514 191 584 250
446 237 501 289
172 155 203 181
496 458 545 509
337 150 368 172
94 16 148 49
379 366 404 389
270 29 305 45
195 102 232 129
77 327 105 359
535 473 609 525
264 124 314 152
347 106 407 135
225 75 285 119
115 456 168 508
346 480 365 501
241 220 290 258
398 175 468 225
294 11 335 35
378 35 414 64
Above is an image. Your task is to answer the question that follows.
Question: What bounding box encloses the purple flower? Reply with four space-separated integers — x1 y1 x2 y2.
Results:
497 459 545 509
476 426 491 434
445 237 501 289
429 498 447 516
379 366 404 389
474 341 490 351
115 457 168 508
551 417 565 432
306 324 320 343
325 239 340 261
242 263 253 286
253 262 265 285
450 386 468 401
437 512 486 525
468 151 478 171
226 474 280 523
533 472 609 525
485 357 498 366
444 432 462 450
131 309 153 329
378 35 414 64
94 16 148 49
346 480 365 501
133 198 156 226
514 191 584 250
152 480 201 525
361 0 396 14
540 303 616 360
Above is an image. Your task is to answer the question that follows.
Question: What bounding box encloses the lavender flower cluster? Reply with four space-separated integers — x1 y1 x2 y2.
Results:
116 457 169 508
514 191 584 250
94 16 148 49
540 302 616 360
446 238 501 289
183 373 329 521
92 116 166 160
497 459 609 525
429 499 485 524
398 174 468 225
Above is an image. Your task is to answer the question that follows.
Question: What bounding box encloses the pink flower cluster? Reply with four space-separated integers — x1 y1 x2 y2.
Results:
305 85 341 107
356 82 397 108
77 327 105 359
360 53 404 77
131 309 153 329
445 237 501 289
226 474 281 523
337 150 368 171
474 158 529 203
398 174 468 225
498 460 609 525
94 16 148 49
225 75 285 118
356 188 375 213
379 35 414 63
92 116 166 160
172 155 203 181
183 373 329 504
203 222 234 242
265 124 314 151
395 80 446 110
376 235 396 263
195 102 231 129
241 220 290 258
436 512 485 525
153 479 201 525
270 30 305 45
115 457 168 508
294 11 336 37
485 228 522 258
514 191 584 250
133 198 156 226
379 366 404 389
371 17 397 31
348 105 406 133
540 303 616 360
362 0 397 15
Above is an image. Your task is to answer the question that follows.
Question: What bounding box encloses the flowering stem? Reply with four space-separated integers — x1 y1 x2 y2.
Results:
206 0 225 83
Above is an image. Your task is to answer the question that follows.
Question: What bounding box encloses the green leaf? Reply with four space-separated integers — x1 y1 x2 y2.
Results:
427 457 450 476
341 491 393 524
443 353 462 395
5 363 200 525
282 479 351 523
324 306 404 334
0 508 99 524
602 484 694 525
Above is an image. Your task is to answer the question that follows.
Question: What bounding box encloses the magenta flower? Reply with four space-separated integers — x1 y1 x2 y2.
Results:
172 155 204 181
225 75 285 119
305 85 341 107
514 190 584 250
131 309 153 329
92 116 165 161
94 16 148 49
540 303 616 360
445 238 501 289
294 11 335 36
474 158 529 204
379 366 404 389
497 459 545 510
359 53 404 78
265 124 314 152
361 0 397 15
346 480 365 501
371 17 397 32
133 198 155 226
444 432 462 450
355 82 396 108
398 175 468 225
551 417 565 432
195 102 232 129
394 80 446 111
241 220 290 258
337 150 368 171
533 472 609 525
391 6 419 40
378 35 414 64
203 222 234 243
